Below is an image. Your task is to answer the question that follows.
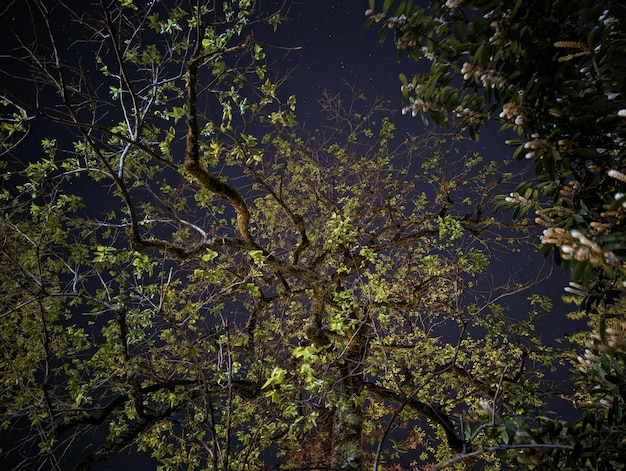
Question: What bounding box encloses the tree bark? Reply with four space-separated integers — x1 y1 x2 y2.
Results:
331 400 363 470
331 325 366 469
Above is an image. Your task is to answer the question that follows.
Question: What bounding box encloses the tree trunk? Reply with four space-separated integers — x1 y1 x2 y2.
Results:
331 399 363 470
331 325 366 470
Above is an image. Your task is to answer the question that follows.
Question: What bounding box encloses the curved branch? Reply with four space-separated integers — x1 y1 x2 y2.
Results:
430 443 574 471
183 24 253 243
364 382 465 453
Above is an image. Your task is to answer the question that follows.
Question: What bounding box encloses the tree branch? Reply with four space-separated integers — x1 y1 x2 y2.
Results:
430 443 574 471
183 23 253 244
364 382 464 453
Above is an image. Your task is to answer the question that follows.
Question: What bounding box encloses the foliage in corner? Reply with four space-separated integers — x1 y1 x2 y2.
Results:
368 0 626 298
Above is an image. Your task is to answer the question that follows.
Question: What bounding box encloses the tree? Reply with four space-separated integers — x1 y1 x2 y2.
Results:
368 0 626 299
1 1 558 469
368 0 626 467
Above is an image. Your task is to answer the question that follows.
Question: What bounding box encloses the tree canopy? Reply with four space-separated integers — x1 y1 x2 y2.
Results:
0 1 571 470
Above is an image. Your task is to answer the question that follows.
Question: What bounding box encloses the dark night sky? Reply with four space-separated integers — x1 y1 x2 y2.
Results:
1 1 577 469
270 1 405 106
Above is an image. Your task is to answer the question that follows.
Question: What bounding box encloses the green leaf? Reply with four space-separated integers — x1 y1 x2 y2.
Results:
170 106 187 124
262 367 287 389
202 249 218 262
